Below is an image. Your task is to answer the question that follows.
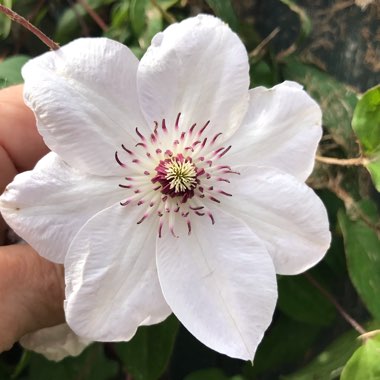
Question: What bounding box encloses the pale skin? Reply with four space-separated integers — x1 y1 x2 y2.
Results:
0 85 65 352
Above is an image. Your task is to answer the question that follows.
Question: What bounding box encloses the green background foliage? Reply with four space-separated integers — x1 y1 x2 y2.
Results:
0 0 379 379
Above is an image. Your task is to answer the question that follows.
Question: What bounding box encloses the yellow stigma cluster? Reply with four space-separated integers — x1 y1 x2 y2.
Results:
165 158 197 193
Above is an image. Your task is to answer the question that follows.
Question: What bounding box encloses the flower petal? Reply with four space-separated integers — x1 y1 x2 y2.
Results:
65 203 171 341
19 323 91 361
22 38 147 176
137 14 249 141
224 81 322 181
221 165 331 275
0 153 123 263
156 209 277 360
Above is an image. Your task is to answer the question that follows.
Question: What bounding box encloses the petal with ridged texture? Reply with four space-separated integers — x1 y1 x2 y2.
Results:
22 38 147 176
20 323 91 361
224 81 322 181
65 203 171 341
137 14 249 142
156 209 277 360
0 153 123 263
220 165 331 275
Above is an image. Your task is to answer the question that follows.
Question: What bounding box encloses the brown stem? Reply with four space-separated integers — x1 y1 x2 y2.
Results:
305 273 367 335
315 155 368 166
77 0 108 32
249 27 281 59
0 4 59 50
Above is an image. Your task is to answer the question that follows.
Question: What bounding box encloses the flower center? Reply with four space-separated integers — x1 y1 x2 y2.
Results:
115 113 238 237
152 154 198 199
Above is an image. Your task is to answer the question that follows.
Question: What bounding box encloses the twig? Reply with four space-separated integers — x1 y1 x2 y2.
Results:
316 155 368 166
249 27 280 59
305 273 367 335
0 4 59 50
77 0 108 32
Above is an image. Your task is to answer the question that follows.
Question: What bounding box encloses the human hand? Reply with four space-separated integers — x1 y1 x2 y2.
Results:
0 85 65 352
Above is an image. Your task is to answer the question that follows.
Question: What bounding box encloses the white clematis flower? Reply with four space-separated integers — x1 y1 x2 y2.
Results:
0 14 330 360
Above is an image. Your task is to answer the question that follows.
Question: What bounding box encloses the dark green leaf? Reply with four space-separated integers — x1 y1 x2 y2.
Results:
277 275 336 326
0 55 30 88
244 315 321 377
184 368 229 380
204 0 239 32
184 369 245 380
338 201 380 320
283 322 380 380
341 334 380 380
115 315 179 380
28 344 118 380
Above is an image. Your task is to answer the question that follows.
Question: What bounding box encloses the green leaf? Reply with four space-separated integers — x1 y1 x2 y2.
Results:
28 344 118 380
184 368 229 380
277 275 336 326
204 0 239 32
0 0 12 39
184 369 245 380
243 315 321 377
338 201 380 321
0 55 30 88
282 59 359 153
129 0 149 36
54 0 112 44
283 322 380 380
115 315 179 380
352 85 380 191
341 335 380 380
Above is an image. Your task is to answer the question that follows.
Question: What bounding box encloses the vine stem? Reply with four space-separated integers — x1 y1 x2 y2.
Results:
305 273 367 335
315 155 368 166
0 4 59 50
77 0 108 31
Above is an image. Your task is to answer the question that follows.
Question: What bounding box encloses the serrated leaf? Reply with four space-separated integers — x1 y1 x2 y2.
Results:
0 55 30 88
338 201 380 320
277 275 336 326
352 85 380 191
341 335 380 380
204 0 239 32
115 315 179 380
282 59 359 153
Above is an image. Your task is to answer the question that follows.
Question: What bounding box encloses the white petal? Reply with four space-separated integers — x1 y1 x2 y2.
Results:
224 81 322 181
137 14 249 141
221 165 331 275
156 209 277 360
65 203 171 341
20 323 91 361
0 153 123 263
22 38 147 176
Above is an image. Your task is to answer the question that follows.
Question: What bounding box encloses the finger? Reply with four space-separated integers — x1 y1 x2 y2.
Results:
0 85 49 243
0 84 49 172
0 244 65 352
